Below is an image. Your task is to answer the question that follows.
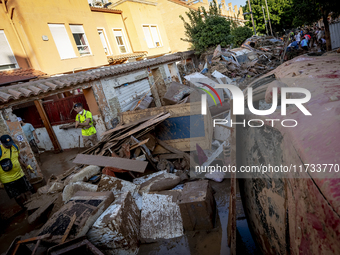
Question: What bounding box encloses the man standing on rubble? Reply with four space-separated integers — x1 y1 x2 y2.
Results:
0 135 33 208
74 103 98 147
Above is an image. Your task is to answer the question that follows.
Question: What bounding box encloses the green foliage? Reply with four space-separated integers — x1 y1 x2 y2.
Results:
242 0 340 36
242 0 295 35
291 0 340 27
180 0 233 54
230 26 253 47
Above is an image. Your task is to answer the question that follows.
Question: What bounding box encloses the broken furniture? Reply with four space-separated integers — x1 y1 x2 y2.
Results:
120 102 213 154
7 234 51 255
38 191 114 243
47 236 104 255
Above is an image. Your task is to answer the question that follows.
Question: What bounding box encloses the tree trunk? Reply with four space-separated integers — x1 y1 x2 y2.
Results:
323 11 332 51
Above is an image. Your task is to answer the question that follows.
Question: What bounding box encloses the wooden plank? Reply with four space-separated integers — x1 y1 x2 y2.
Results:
202 141 226 167
156 138 198 167
121 102 202 124
16 234 51 244
227 99 236 255
34 100 62 152
31 240 41 255
124 102 213 154
114 113 170 141
73 154 148 173
27 195 58 224
130 138 149 150
100 113 164 137
159 154 184 160
61 213 77 244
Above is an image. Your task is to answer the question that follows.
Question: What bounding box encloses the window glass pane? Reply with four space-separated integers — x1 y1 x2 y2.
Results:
119 46 126 53
70 25 91 55
98 30 109 55
113 29 128 54
150 26 161 47
73 34 82 46
142 26 154 48
116 36 124 46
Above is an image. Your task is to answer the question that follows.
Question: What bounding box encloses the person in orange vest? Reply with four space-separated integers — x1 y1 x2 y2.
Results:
74 103 98 147
0 135 33 208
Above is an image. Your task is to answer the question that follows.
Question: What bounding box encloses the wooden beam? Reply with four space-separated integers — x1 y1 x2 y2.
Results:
227 99 236 255
73 154 148 173
34 100 62 153
61 213 77 244
130 138 149 150
155 138 198 167
159 153 184 160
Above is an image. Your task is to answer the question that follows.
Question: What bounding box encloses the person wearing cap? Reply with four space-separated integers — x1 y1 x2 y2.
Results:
74 103 98 147
17 117 40 156
0 135 33 208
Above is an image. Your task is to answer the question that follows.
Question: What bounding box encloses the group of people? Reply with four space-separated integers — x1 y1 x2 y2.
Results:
287 25 326 52
0 102 98 207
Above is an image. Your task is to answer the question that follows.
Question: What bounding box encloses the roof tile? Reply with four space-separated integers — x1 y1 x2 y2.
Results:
0 68 47 85
0 54 181 103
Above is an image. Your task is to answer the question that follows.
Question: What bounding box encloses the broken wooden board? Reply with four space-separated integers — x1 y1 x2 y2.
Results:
120 102 213 154
73 154 148 173
27 194 58 224
156 138 198 167
159 154 184 160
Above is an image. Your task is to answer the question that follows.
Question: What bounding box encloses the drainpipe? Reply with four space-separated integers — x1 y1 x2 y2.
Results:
120 13 135 53
2 2 32 67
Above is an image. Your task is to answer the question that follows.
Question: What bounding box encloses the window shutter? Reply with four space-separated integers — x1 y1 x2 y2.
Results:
142 26 154 48
113 30 123 37
70 25 85 34
0 30 17 66
150 26 161 46
48 24 76 59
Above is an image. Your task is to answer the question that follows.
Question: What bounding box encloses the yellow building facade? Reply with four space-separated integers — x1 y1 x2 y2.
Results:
0 0 170 75
0 0 244 76
156 0 245 53
108 0 172 57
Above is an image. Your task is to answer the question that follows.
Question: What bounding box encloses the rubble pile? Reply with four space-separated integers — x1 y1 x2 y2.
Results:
14 103 223 254
202 44 282 81
8 36 290 254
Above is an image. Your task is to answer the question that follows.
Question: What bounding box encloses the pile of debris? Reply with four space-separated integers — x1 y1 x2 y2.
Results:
10 96 228 254
201 44 282 81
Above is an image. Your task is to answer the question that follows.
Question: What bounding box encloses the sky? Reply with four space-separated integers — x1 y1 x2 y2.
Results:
231 0 247 8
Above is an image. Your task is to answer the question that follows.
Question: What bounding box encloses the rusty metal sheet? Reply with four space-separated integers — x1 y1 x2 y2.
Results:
73 154 148 173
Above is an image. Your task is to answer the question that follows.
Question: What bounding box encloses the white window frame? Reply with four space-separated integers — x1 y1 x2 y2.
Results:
0 30 19 70
97 28 112 55
69 25 92 56
48 24 77 60
142 24 163 48
112 28 129 54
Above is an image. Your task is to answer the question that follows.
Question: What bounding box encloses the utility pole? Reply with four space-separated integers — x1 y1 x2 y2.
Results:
262 5 269 36
247 0 256 36
264 0 273 36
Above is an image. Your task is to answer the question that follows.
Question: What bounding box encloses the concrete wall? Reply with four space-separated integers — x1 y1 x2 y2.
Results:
156 0 193 53
35 114 106 151
114 1 171 56
91 11 132 56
